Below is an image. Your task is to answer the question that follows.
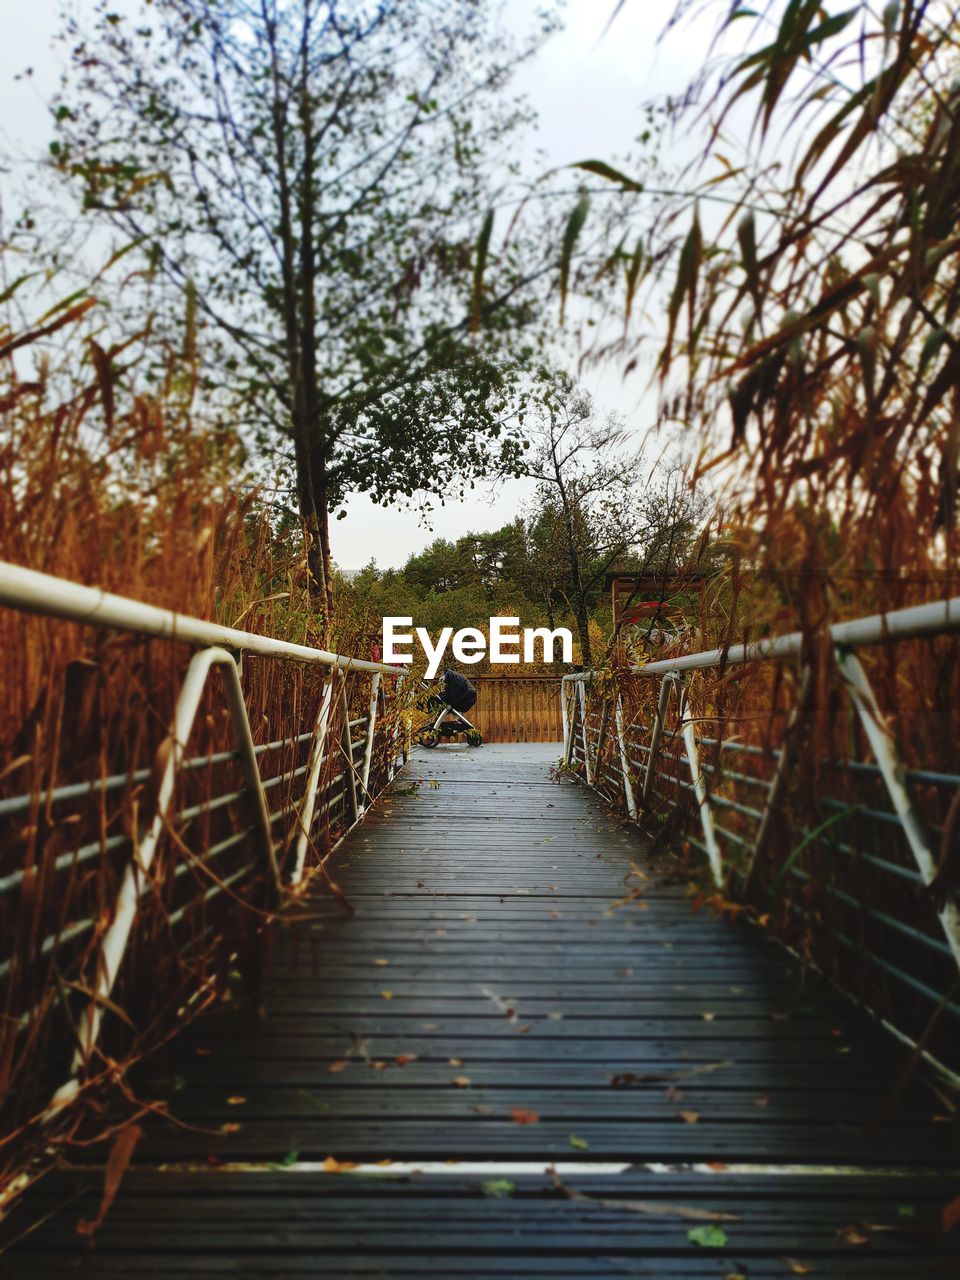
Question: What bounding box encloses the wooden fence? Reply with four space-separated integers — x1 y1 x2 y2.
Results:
470 675 564 743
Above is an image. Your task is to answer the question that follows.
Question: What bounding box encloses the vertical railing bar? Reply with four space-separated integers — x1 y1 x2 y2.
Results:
560 677 571 759
835 646 960 970
577 678 595 786
291 675 335 886
563 678 577 768
338 672 360 825
359 671 382 811
677 678 724 888
615 692 638 821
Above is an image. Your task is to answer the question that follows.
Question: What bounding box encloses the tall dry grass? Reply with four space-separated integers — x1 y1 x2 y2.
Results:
0 303 396 1190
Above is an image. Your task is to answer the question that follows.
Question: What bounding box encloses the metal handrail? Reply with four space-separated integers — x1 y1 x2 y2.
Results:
0 560 409 1120
560 595 960 1020
0 559 406 675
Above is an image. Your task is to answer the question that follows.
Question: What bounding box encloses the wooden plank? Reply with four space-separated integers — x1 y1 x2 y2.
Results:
5 742 958 1279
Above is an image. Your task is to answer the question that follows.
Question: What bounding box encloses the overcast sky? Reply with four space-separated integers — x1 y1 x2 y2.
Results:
1 1 718 569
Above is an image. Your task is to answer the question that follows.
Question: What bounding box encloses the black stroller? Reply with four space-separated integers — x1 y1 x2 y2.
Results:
416 669 483 748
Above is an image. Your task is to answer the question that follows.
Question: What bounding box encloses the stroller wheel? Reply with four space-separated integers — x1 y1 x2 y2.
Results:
465 731 483 748
419 730 440 748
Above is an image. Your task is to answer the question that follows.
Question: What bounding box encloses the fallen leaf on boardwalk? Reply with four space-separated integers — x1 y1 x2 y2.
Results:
371 1061 387 1070
517 1024 531 1033
678 1110 700 1125
610 1072 672 1087
76 1123 143 1237
482 1179 516 1198
510 1108 540 1125
942 1193 960 1234
550 911 562 920
706 1162 729 1172
434 928 446 936
226 1096 248 1106
666 1085 684 1101
701 1012 716 1021
327 1060 349 1073
380 990 393 1000
547 1012 563 1020
688 1224 728 1248
569 1134 589 1150
837 1224 870 1246
220 1122 242 1134
322 1156 358 1173
473 1104 492 1115
373 958 390 967
394 1054 417 1066
754 1093 770 1108
452 1075 471 1088
448 1057 464 1067
782 1259 811 1274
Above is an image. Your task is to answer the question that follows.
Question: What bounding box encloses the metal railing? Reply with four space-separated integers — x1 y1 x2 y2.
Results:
0 561 408 1131
561 595 960 1070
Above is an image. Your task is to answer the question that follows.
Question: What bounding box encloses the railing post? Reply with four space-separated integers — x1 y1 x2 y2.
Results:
615 691 638 820
359 671 382 811
339 671 360 825
563 678 577 768
577 678 595 785
560 676 571 758
642 674 674 807
743 664 812 893
835 646 960 968
677 679 723 888
291 674 335 886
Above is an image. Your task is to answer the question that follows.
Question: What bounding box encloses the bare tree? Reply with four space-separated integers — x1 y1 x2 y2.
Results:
51 0 556 635
525 376 702 666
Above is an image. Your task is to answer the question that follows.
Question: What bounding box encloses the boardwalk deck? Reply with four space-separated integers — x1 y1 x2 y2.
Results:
4 743 960 1277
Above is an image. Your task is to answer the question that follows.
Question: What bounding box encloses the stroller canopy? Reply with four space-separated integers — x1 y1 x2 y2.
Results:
441 668 477 713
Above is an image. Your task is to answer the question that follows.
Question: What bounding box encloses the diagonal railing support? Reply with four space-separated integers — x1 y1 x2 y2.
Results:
835 647 960 968
49 646 278 1112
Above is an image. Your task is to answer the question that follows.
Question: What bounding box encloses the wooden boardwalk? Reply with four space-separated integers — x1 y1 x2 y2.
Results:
5 743 960 1277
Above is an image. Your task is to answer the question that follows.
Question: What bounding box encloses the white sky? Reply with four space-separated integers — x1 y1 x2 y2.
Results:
0 0 720 569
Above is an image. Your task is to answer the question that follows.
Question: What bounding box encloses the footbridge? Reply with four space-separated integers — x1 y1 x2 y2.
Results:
0 563 959 1277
